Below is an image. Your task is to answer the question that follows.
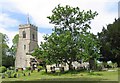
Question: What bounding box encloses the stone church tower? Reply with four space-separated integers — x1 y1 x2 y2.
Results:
15 19 38 69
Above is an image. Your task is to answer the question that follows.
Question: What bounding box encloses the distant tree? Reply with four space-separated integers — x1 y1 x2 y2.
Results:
10 34 19 56
0 33 13 67
98 18 120 67
0 33 9 67
0 33 15 67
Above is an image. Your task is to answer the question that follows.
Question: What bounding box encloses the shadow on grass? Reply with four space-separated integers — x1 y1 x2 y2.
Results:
40 69 88 76
88 72 103 76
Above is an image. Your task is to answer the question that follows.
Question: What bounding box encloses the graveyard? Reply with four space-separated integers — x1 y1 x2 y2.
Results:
1 1 120 83
1 67 118 81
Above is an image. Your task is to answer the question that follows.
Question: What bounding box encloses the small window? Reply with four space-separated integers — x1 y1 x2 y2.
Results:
23 31 26 38
24 45 26 50
32 34 35 40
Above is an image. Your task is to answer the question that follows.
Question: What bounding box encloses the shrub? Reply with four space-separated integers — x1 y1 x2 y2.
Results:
96 63 103 71
37 66 43 70
9 67 15 70
0 66 7 73
26 67 31 71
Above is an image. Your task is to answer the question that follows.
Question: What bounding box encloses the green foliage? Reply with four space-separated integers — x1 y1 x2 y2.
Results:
33 4 100 71
26 67 31 71
0 66 7 73
96 63 103 71
37 66 43 70
98 18 120 67
47 5 99 70
0 33 9 67
10 34 19 56
0 33 15 68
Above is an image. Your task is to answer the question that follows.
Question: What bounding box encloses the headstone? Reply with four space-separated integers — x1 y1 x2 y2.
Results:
31 69 33 73
73 67 75 70
60 67 64 73
16 69 18 72
14 73 17 78
23 73 26 76
18 74 20 77
37 69 40 72
28 72 30 76
8 72 11 78
2 74 5 79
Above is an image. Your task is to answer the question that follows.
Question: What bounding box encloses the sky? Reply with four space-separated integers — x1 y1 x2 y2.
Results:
0 0 119 47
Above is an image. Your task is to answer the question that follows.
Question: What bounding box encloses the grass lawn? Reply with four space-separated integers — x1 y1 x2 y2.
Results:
2 68 118 82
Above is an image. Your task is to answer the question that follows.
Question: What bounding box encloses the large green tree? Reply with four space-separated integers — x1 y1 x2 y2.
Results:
38 5 99 70
98 18 120 67
0 32 9 67
0 33 15 67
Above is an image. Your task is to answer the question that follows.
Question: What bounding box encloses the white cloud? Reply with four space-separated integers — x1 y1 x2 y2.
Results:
0 13 20 28
0 12 46 47
3 0 118 29
0 12 20 47
0 0 119 46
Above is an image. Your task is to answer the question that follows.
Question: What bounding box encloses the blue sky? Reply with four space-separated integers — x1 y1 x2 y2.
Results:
0 0 119 47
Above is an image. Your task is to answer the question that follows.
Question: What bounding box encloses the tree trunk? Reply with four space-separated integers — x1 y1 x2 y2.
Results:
89 58 95 70
43 62 47 73
45 65 47 73
117 56 120 68
68 61 73 71
103 61 107 68
117 61 120 68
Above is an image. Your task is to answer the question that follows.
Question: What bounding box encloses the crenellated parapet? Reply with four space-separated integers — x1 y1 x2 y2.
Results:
19 24 38 31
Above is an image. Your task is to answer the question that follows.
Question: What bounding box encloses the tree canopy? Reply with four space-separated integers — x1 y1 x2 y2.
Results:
10 34 19 56
32 5 100 70
0 33 15 67
98 18 120 67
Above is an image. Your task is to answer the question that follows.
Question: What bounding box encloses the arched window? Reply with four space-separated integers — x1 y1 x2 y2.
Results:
24 45 26 50
23 31 26 38
32 34 35 40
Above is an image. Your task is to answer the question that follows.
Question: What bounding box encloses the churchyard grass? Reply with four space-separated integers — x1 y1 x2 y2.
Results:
1 68 118 81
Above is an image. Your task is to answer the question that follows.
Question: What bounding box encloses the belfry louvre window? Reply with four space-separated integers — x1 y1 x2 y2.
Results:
23 31 26 38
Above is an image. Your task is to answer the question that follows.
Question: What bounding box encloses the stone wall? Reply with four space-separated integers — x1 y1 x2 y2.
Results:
15 24 38 69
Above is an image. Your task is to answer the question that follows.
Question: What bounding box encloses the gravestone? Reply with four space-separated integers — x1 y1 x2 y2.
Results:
37 69 40 72
23 73 26 76
2 74 5 79
31 69 33 73
8 72 11 78
16 69 18 72
14 73 17 78
60 67 64 73
18 74 20 78
28 72 31 76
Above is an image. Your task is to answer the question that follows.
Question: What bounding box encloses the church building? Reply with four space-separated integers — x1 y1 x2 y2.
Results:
15 18 38 69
